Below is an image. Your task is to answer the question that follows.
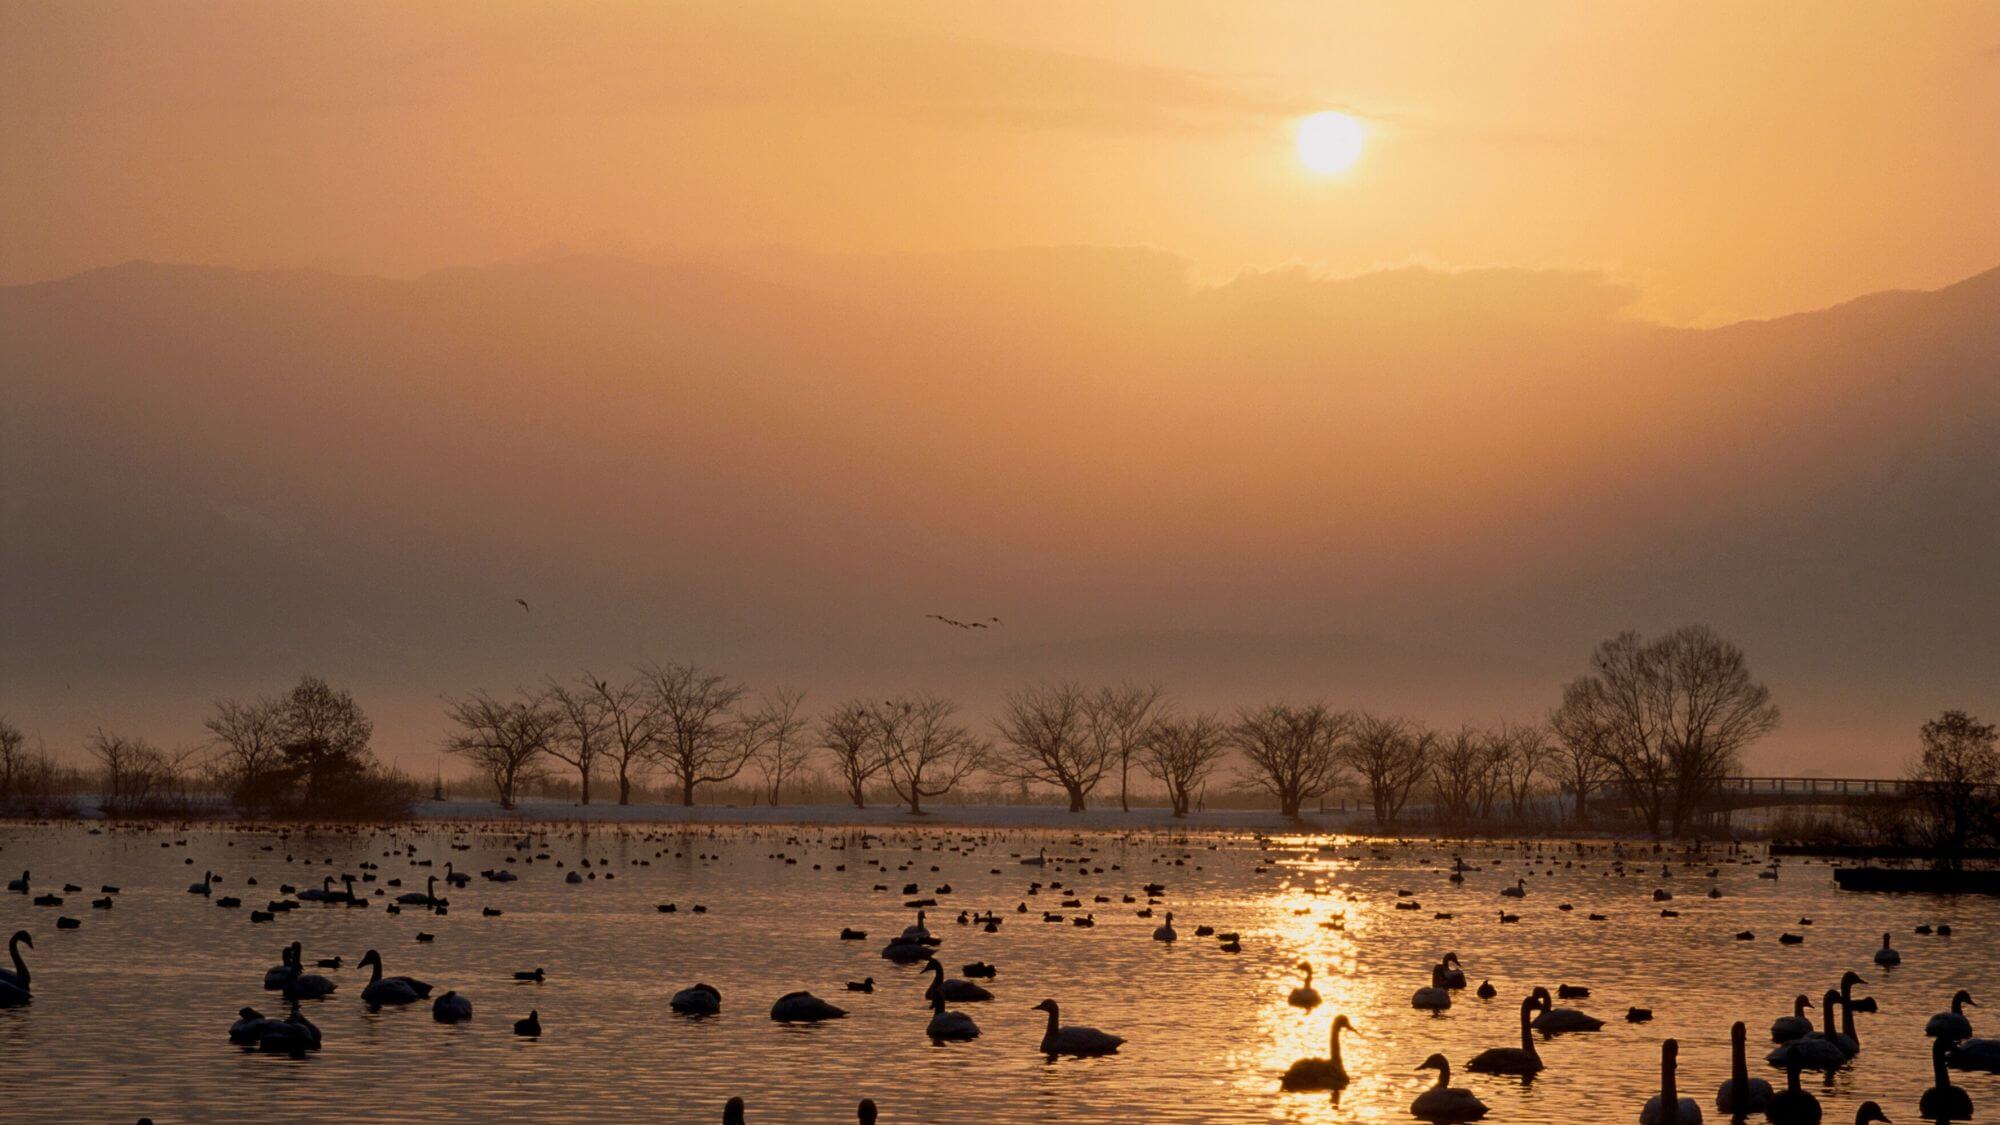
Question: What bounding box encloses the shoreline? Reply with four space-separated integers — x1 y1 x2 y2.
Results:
405 796 1374 833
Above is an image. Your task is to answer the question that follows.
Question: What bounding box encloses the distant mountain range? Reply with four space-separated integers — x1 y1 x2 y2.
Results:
3 251 1995 772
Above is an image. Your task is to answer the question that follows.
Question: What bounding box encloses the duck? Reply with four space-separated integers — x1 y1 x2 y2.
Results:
962 961 997 979
1928 990 1977 1040
1467 991 1546 1076
1714 1021 1772 1114
357 949 431 1007
1530 986 1602 1033
431 990 473 1023
1033 998 1122 1057
1152 911 1178 943
1921 1034 1974 1121
858 1099 877 1124
846 978 875 993
1288 962 1321 1010
1280 1013 1353 1090
924 988 980 1041
513 968 545 982
1410 1053 1488 1121
1412 963 1453 1011
187 871 214 896
1771 994 1814 1042
671 983 722 1015
514 1009 541 1036
1476 980 1497 1000
1872 933 1899 966
770 990 846 1022
1764 1051 1820 1125
1640 1038 1702 1125
923 958 992 1003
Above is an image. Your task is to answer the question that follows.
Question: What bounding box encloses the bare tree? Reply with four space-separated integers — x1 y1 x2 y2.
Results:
1140 713 1229 817
1341 713 1434 826
821 699 882 808
88 730 175 814
1234 702 1349 819
992 682 1108 812
1556 627 1778 836
1546 703 1613 824
1498 723 1551 818
205 696 286 811
1906 710 2000 870
746 688 810 804
872 694 984 815
443 689 560 810
545 676 613 804
640 662 752 806
1088 683 1163 812
0 716 24 804
584 672 662 805
1429 726 1486 824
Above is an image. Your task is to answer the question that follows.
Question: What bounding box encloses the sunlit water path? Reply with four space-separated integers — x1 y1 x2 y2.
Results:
1 821 1994 1122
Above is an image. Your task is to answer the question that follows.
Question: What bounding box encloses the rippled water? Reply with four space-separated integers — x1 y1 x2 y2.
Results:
1 820 1995 1123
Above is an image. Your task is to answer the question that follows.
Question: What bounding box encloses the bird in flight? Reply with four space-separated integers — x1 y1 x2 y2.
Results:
514 598 531 614
926 614 1000 630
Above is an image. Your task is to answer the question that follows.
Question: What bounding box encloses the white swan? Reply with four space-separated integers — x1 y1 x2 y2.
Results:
1714 1020 1772 1114
1412 963 1452 1011
1640 1038 1701 1124
1288 962 1321 1010
671 983 722 1015
1034 998 1122 1057
1467 992 1545 1076
432 990 473 1022
1281 1013 1352 1090
1872 932 1899 966
1411 1053 1488 1121
770 990 846 1022
1152 911 1177 943
925 988 979 1041
1929 990 1977 1040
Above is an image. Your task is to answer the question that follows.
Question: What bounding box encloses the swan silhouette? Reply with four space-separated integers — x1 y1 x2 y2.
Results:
1872 932 1900 967
1714 1020 1773 1113
1771 994 1814 1042
1921 1033 1974 1120
770 990 846 1023
1467 991 1546 1076
1289 962 1322 1010
1639 1038 1702 1124
925 987 979 1041
0 931 29 1007
1411 1053 1488 1121
1529 985 1601 1033
1928 990 1976 1040
1412 963 1452 1011
1152 912 1177 943
1763 1050 1820 1125
1767 991 1846 1071
922 959 992 1003
357 949 431 1007
1281 1014 1352 1090
432 990 472 1023
1033 998 1123 1057
672 983 722 1015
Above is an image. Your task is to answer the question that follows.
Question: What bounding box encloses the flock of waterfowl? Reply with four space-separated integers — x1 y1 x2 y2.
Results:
2 826 1996 1122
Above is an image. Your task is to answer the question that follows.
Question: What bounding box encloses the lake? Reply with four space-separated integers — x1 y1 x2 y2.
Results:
1 819 1993 1122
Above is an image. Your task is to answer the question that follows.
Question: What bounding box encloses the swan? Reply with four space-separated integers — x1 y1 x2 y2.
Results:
858 1099 877 1124
5 871 24 893
1921 1034 1974 1121
725 1097 746 1124
1440 952 1468 989
1412 963 1453 1011
432 990 473 1022
1827 978 1868 1057
1152 911 1177 943
1950 1036 2000 1073
357 949 431 1006
1767 992 1846 1070
1033 998 1123 1057
881 937 932 963
188 871 214 896
1500 878 1527 898
925 987 980 1041
444 862 469 887
1872 932 1899 967
1411 1053 1488 1121
923 959 992 1003
1289 962 1321 1010
1849 1102 1889 1125
1467 991 1546 1076
282 945 337 1000
297 876 336 902
771 990 846 1023
1771 994 1814 1042
1530 986 1602 1033
1640 1038 1702 1125
229 1006 277 1045
256 1003 322 1056
899 910 935 945
1714 1020 1772 1114
397 876 445 907
1281 1013 1353 1090
1 930 31 991
1764 1051 1820 1125
1929 990 1976 1040
515 1009 541 1036
671 983 722 1015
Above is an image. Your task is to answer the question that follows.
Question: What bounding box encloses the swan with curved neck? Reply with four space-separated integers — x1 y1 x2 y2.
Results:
0 931 29 1007
925 985 979 1040
1928 990 1978 1040
1033 998 1123 1057
1467 992 1545 1075
1289 962 1321 1009
1921 1034 1974 1121
1771 994 1813 1042
1715 1020 1773 1113
1281 1014 1353 1090
1764 1051 1819 1125
1412 963 1452 1011
1410 1053 1487 1121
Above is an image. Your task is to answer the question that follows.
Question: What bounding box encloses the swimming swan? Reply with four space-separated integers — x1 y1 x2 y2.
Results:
1714 1021 1772 1114
672 983 722 1015
357 949 431 1006
925 988 980 1041
1771 994 1814 1043
1928 990 1977 1041
1639 1038 1701 1124
1289 962 1322 1010
770 991 847 1022
1467 991 1546 1076
1034 998 1123 1057
1412 963 1453 1011
1281 1013 1353 1090
1411 1053 1488 1121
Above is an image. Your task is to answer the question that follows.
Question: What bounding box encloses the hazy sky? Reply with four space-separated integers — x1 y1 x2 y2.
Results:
5 1 1997 322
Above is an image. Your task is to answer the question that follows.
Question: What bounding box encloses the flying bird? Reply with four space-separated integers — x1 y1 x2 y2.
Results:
514 598 531 614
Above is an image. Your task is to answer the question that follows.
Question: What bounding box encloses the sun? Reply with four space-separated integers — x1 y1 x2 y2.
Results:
1296 111 1367 176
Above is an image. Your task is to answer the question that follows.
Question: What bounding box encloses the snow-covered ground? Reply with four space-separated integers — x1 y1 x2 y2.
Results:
410 795 1374 833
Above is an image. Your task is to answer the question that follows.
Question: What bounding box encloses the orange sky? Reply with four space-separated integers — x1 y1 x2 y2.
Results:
4 1 1997 323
